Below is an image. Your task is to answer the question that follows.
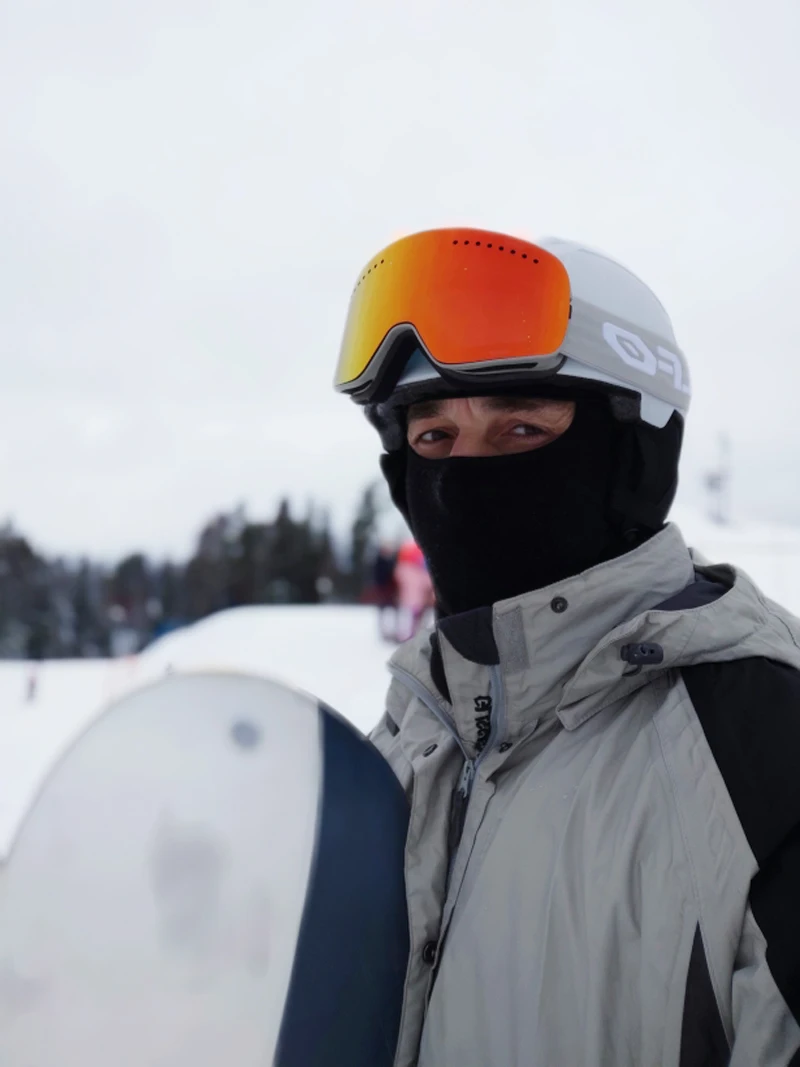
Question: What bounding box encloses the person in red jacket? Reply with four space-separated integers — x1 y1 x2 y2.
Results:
393 540 434 642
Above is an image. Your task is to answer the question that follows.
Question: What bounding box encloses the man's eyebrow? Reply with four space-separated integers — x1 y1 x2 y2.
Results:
480 396 553 414
407 396 557 423
407 399 445 421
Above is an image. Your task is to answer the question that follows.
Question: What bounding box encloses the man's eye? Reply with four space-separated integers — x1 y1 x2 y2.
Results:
509 423 545 437
419 429 448 443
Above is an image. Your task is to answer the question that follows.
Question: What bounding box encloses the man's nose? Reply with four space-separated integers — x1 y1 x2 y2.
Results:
449 431 493 458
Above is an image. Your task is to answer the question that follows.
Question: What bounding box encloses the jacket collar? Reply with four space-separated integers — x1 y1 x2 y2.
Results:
392 524 697 748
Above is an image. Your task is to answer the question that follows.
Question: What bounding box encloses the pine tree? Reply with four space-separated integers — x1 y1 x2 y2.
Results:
349 482 381 599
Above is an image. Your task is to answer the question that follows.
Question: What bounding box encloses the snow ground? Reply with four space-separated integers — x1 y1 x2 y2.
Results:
136 604 394 732
672 507 800 610
1 511 800 857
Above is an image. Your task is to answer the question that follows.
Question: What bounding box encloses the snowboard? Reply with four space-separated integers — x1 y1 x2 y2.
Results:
0 671 409 1067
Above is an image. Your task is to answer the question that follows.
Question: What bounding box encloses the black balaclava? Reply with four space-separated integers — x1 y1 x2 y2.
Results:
381 399 663 617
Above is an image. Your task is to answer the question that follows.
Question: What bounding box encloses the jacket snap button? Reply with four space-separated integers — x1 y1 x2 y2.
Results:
551 596 568 614
423 743 438 757
422 940 438 965
498 741 513 753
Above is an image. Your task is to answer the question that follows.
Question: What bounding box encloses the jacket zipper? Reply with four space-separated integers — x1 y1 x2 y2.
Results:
391 661 510 991
446 758 475 861
389 665 475 872
389 662 508 871
482 665 508 763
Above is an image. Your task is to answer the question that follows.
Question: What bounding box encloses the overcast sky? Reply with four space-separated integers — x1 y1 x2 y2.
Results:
1 0 798 559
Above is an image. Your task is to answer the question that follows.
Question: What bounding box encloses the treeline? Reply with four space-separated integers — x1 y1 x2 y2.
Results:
0 485 385 660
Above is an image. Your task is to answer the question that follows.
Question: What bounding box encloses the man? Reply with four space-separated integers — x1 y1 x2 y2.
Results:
334 228 800 1066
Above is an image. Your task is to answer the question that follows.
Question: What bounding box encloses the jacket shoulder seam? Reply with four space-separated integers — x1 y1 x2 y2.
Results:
652 675 731 1045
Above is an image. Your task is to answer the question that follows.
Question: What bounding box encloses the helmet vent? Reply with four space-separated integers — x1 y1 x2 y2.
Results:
450 238 539 263
353 258 386 293
353 240 544 295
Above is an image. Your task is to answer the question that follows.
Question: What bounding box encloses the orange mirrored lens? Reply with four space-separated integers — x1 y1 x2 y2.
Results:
335 228 570 389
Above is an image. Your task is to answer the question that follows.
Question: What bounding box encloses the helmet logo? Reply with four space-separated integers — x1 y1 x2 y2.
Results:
602 322 691 397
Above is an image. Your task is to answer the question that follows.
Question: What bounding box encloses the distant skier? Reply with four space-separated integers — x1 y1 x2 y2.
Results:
24 621 47 704
25 665 39 703
393 540 433 643
371 541 399 641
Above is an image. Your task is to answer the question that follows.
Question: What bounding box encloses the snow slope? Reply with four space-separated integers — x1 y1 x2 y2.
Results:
0 608 394 857
136 604 393 733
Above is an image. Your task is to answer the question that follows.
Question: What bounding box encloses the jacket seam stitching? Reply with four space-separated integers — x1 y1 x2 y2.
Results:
390 665 459 732
653 676 733 1050
759 591 800 652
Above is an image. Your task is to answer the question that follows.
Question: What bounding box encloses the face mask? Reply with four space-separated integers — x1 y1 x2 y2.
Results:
400 401 635 616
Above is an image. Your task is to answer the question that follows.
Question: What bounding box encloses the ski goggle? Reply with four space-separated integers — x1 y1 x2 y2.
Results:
334 228 571 402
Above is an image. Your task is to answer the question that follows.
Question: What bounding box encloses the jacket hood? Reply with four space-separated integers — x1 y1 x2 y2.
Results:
388 523 800 748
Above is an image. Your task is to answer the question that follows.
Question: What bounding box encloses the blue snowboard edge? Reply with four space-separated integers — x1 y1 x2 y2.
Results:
275 705 410 1067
